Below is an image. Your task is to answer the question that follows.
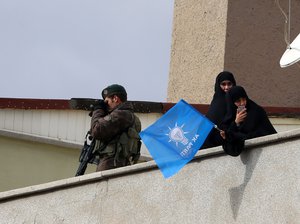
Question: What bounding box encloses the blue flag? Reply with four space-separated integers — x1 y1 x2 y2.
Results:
139 99 214 178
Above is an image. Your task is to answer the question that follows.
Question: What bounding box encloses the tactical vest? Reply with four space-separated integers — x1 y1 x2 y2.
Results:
94 114 142 166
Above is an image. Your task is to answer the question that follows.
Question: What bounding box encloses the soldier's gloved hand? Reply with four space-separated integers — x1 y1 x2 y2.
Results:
93 100 107 111
89 100 108 117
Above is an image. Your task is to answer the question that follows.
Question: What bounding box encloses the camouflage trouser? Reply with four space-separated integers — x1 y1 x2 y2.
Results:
96 155 127 172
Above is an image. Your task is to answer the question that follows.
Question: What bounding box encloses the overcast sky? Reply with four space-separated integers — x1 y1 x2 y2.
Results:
0 0 174 102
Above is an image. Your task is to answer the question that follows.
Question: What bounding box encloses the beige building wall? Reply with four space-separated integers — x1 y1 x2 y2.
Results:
168 0 300 107
0 135 96 192
168 0 228 104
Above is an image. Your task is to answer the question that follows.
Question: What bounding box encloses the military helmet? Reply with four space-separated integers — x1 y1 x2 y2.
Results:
101 84 127 101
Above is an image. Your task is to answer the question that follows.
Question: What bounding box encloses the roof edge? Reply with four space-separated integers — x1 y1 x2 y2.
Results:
0 97 299 117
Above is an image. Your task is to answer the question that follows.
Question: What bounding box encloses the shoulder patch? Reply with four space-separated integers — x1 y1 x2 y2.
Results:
104 115 112 121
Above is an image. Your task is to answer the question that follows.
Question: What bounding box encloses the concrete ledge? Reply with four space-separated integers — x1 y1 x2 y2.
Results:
1 128 299 202
0 160 158 202
245 128 300 147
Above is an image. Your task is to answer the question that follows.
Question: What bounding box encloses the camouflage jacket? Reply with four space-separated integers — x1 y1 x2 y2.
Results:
91 101 136 141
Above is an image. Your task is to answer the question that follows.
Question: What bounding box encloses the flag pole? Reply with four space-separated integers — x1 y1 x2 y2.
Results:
214 125 222 132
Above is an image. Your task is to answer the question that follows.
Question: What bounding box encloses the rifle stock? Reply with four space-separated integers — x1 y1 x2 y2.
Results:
75 133 96 176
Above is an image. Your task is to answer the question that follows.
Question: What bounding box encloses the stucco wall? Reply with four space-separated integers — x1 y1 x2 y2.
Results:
168 0 300 107
168 0 228 104
224 0 300 107
1 129 299 224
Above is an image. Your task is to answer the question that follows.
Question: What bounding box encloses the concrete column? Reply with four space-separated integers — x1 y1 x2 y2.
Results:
168 0 300 107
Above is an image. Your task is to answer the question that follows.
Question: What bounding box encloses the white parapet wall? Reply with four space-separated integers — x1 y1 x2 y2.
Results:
0 108 161 156
0 129 299 224
0 107 299 192
0 108 299 143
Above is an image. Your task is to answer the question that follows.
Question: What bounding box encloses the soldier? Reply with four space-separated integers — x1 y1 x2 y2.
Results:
90 84 141 171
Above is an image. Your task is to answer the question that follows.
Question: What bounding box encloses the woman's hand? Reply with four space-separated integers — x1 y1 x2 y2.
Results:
220 130 226 139
235 108 247 126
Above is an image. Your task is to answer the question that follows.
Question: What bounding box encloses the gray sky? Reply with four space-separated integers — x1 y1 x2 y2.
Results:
0 0 174 102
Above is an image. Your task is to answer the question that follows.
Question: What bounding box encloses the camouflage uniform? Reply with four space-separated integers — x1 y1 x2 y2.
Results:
91 101 141 171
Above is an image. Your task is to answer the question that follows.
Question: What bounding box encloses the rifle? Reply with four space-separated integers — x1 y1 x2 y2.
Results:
75 131 98 176
69 98 107 114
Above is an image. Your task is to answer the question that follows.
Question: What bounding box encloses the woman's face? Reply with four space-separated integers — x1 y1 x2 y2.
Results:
234 97 247 107
220 80 233 93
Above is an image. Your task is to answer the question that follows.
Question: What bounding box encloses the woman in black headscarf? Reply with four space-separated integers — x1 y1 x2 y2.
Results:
201 71 236 149
221 86 277 156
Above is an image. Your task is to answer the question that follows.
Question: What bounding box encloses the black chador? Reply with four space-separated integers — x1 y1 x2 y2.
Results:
202 71 236 149
222 86 277 156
